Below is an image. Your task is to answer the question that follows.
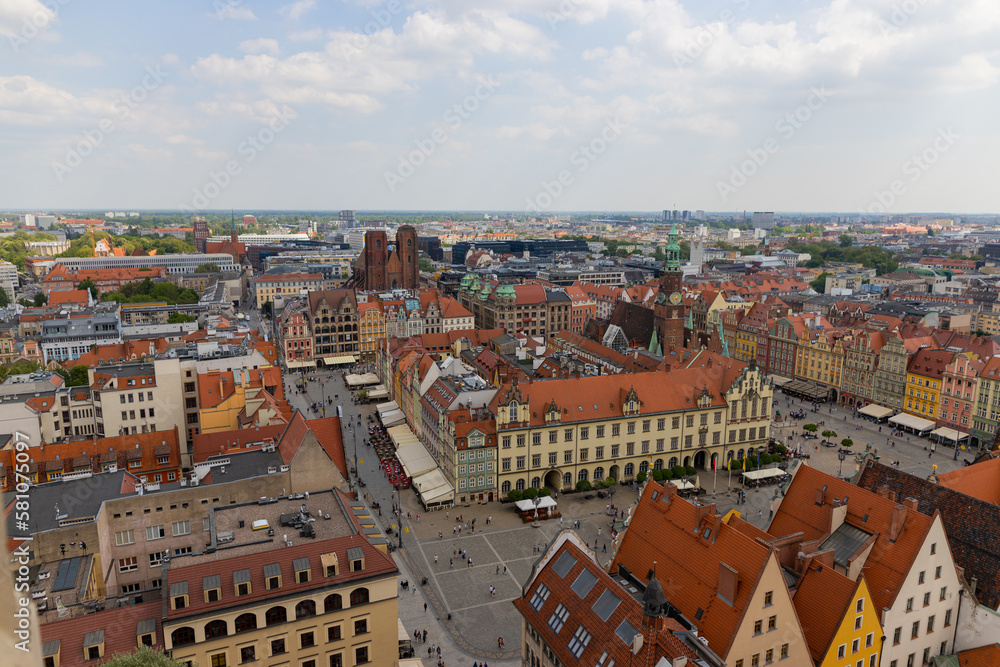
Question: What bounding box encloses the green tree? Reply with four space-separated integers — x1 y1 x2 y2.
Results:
839 234 854 248
195 263 221 273
822 430 837 438
576 479 592 492
0 359 42 383
418 257 434 272
841 438 854 449
33 292 47 306
78 278 99 299
167 312 196 324
261 300 274 318
0 287 9 308
803 424 818 433
57 365 91 387
99 645 189 667
809 272 828 293
926 228 935 236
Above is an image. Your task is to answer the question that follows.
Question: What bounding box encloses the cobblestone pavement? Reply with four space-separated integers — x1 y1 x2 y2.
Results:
284 371 974 665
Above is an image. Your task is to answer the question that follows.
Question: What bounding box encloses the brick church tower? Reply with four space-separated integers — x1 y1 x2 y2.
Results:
364 231 388 289
396 225 419 289
653 223 685 350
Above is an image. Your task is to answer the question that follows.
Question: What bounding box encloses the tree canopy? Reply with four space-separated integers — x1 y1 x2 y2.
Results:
195 263 221 273
98 645 189 667
101 279 199 305
56 365 91 387
789 240 899 275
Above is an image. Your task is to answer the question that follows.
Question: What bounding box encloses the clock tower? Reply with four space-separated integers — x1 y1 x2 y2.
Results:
653 223 685 350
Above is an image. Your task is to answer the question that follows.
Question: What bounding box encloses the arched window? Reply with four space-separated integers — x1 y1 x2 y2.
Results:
205 620 228 639
741 397 748 419
624 463 634 477
578 469 588 482
325 594 342 612
639 461 649 473
563 472 572 486
737 448 744 460
515 478 525 490
295 600 316 619
171 627 195 647
593 467 604 481
531 476 540 489
501 480 511 493
653 459 663 470
265 606 287 626
668 457 677 468
350 588 369 606
751 398 758 417
234 613 257 633
727 451 734 462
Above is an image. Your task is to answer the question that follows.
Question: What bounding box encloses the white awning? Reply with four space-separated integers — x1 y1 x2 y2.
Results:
412 468 454 506
859 404 894 419
396 442 438 478
367 387 389 400
377 401 399 415
323 355 356 365
930 427 968 442
515 497 557 512
346 372 380 387
285 360 316 369
668 479 697 490
889 413 936 432
742 468 787 481
768 375 793 387
388 424 419 448
380 410 405 426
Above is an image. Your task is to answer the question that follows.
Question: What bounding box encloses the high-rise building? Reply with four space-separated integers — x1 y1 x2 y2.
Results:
752 211 775 230
193 217 210 253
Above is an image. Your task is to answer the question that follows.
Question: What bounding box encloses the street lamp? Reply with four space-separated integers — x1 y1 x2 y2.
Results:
837 449 848 478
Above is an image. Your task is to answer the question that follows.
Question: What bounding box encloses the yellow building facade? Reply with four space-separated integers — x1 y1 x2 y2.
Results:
817 577 883 667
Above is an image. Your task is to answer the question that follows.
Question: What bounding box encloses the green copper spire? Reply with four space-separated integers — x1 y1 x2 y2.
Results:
664 223 681 271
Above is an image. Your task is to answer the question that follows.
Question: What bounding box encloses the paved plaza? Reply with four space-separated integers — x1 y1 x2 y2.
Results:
285 369 976 665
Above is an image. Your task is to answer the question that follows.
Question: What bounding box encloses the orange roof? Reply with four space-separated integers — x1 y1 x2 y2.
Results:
793 562 866 664
306 416 347 478
611 482 776 657
488 362 745 426
41 600 164 666
936 455 1000 505
951 645 1000 666
768 464 933 612
191 423 288 463
47 289 90 308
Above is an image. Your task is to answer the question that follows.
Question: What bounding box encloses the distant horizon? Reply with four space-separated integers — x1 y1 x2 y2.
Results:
4 209 1000 219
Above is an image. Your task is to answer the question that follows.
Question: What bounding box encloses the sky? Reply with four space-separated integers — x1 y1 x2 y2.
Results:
1 0 998 214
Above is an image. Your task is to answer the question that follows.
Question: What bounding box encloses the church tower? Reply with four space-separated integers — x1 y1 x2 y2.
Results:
654 223 685 350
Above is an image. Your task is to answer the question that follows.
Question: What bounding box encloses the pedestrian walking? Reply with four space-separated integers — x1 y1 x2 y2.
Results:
496 565 500 574
424 602 427 613
450 558 454 568
434 555 438 564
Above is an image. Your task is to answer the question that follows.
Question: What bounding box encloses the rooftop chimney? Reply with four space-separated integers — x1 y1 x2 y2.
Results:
903 497 919 511
815 485 827 506
718 562 738 603
889 504 907 541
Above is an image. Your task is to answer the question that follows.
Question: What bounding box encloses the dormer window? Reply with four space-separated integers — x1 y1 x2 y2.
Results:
322 552 339 577
42 640 60 667
170 581 189 610
83 631 104 661
203 575 221 603
136 619 156 648
264 563 282 590
347 546 365 572
234 568 252 596
294 557 312 583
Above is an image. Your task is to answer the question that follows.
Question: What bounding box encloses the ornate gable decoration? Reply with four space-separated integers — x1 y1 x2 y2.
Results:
545 399 561 423
622 386 641 415
697 385 713 409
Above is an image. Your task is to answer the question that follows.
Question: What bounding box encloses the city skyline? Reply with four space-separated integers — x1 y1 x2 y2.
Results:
2 0 997 212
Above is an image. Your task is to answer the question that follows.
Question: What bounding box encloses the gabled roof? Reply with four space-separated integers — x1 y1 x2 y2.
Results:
769 464 933 612
40 600 163 666
514 533 699 666
610 482 775 657
858 459 1000 609
793 562 868 664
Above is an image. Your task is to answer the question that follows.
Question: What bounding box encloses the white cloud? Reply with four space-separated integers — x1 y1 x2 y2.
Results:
0 0 56 38
289 27 323 41
161 53 180 65
240 38 280 55
211 2 257 21
280 0 316 20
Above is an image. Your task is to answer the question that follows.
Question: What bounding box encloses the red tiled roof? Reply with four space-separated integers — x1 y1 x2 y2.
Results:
40 600 164 667
792 562 865 664
768 464 933 612
514 535 698 666
610 482 776 657
306 416 347 478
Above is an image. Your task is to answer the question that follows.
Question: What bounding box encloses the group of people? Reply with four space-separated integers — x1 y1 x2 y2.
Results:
368 423 412 488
